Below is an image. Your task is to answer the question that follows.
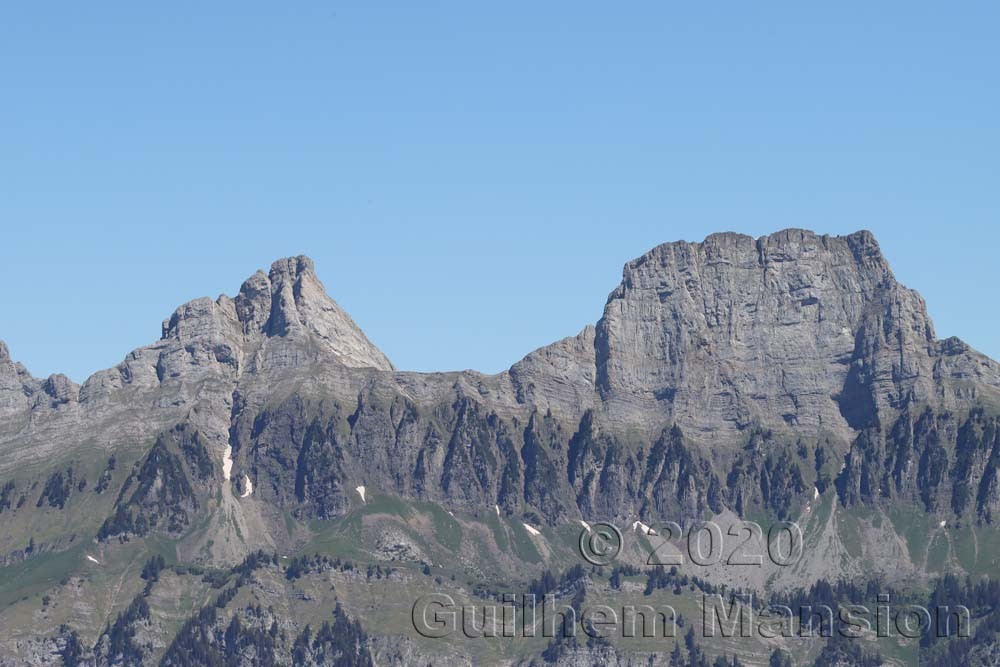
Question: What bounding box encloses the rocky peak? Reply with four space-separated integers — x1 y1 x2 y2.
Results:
159 255 394 374
42 373 79 406
250 255 394 371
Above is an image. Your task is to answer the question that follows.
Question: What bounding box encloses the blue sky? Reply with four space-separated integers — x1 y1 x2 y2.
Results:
1 3 998 382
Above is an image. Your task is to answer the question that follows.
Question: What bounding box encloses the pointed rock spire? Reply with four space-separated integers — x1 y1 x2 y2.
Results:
157 256 394 375
249 256 394 371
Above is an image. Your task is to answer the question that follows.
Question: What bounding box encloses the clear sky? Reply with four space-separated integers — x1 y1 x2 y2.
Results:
1 3 998 382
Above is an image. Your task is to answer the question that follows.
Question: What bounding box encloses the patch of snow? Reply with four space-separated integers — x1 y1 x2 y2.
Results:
813 486 820 500
86 555 101 565
448 511 454 517
222 445 233 481
804 504 812 514
939 520 947 528
523 523 541 537
240 475 254 498
632 520 652 535
840 327 852 337
495 504 500 517
579 520 592 533
355 485 367 503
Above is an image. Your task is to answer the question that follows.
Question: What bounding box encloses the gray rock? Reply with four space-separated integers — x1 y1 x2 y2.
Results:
594 229 999 444
2 229 999 666
0 340 30 417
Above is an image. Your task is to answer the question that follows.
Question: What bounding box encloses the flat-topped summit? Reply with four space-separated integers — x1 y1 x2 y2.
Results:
593 228 997 440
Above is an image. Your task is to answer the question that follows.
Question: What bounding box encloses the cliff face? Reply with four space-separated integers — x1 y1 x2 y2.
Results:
3 230 999 528
594 229 998 442
2 229 999 666
0 341 28 417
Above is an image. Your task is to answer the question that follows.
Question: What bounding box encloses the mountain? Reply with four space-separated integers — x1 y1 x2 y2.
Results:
1 229 999 666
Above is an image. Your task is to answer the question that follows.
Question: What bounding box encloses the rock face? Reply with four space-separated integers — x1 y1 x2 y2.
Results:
0 340 32 418
0 342 21 414
3 230 1000 516
594 229 996 442
2 229 1000 666
230 255 395 372
154 254 393 384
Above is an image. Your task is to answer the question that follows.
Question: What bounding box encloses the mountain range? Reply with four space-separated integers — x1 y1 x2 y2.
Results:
2 229 1000 666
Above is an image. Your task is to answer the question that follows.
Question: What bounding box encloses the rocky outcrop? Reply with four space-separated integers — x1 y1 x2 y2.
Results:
151 255 393 386
594 229 999 444
835 405 1000 522
0 340 31 418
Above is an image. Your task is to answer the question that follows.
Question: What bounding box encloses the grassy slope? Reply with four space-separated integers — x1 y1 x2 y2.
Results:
0 487 990 665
